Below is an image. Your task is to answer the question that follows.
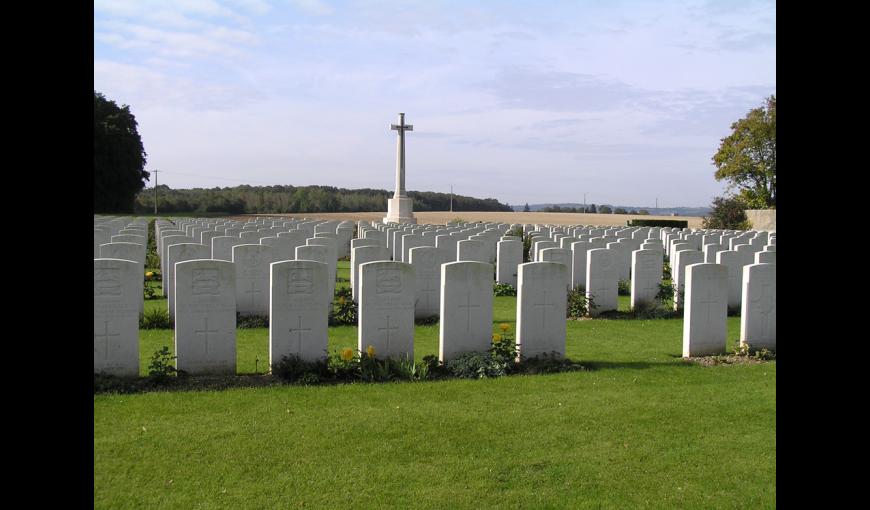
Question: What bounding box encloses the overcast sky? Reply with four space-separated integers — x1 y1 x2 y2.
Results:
94 0 775 208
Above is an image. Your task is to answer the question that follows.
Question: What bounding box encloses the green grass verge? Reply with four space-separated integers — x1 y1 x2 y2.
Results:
99 259 775 508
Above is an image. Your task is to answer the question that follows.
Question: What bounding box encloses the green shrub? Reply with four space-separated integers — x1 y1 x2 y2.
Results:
655 281 675 305
493 283 517 296
618 279 631 296
446 352 510 379
415 315 439 325
330 287 357 326
143 284 157 300
147 346 177 383
140 308 173 329
567 286 597 318
272 354 329 383
522 234 533 262
237 314 268 328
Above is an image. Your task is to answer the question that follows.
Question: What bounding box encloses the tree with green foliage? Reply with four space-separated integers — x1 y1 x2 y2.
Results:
702 195 751 230
586 204 597 213
94 91 149 213
713 95 776 209
523 203 531 212
599 205 612 214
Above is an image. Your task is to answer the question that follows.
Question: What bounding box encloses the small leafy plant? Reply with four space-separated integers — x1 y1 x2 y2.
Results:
140 308 173 329
567 286 597 318
237 313 269 328
493 283 517 297
655 281 675 305
147 346 177 383
618 279 631 296
330 287 357 326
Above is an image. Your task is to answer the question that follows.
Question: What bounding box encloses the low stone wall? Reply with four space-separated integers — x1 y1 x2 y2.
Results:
746 209 776 232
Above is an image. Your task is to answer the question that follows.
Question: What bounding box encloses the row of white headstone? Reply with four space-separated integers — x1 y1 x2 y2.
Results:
94 254 568 377
95 216 775 377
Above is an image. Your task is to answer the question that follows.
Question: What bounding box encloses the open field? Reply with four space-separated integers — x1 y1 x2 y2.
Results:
230 211 705 228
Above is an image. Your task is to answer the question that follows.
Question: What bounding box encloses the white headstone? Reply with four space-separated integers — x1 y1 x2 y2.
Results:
682 263 728 357
457 239 489 263
233 244 273 316
357 261 415 359
409 246 440 319
516 262 568 359
496 239 523 288
439 261 494 362
270 260 330 364
717 250 753 311
673 250 704 310
212 236 245 262
586 248 618 315
94 259 140 376
630 249 663 309
539 247 572 290
296 244 337 311
351 245 390 301
174 259 237 374
166 243 210 318
260 236 297 263
740 263 776 350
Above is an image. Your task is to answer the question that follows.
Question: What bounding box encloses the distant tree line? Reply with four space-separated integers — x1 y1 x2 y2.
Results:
134 185 513 214
540 204 649 215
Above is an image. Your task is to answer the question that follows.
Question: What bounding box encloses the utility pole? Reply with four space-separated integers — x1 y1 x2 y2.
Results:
655 197 658 215
153 169 159 215
450 184 453 212
584 193 587 213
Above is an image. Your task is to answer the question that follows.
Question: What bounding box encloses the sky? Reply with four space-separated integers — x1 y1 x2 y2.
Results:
94 0 776 208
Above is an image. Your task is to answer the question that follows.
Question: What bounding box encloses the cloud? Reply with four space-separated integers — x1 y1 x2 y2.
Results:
481 67 649 112
94 60 265 112
287 0 335 16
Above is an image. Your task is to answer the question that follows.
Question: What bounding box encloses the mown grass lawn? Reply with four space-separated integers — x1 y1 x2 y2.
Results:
98 262 775 509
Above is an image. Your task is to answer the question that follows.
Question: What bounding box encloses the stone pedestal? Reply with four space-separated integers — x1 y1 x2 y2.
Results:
383 197 417 224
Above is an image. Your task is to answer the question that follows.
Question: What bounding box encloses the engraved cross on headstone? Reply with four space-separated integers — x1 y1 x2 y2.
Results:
458 291 480 331
94 320 120 360
245 280 261 308
696 279 720 325
288 315 311 355
195 317 219 357
417 274 438 308
533 292 557 328
378 315 399 352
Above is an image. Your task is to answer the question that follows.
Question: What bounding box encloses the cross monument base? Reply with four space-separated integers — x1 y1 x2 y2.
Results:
383 197 417 224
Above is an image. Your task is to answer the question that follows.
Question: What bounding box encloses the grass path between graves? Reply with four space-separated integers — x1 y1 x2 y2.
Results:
97 264 775 509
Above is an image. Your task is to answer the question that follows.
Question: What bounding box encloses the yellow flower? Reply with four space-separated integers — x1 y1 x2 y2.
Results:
492 334 503 343
145 271 154 280
337 296 345 304
340 348 354 361
499 323 511 332
366 345 376 358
